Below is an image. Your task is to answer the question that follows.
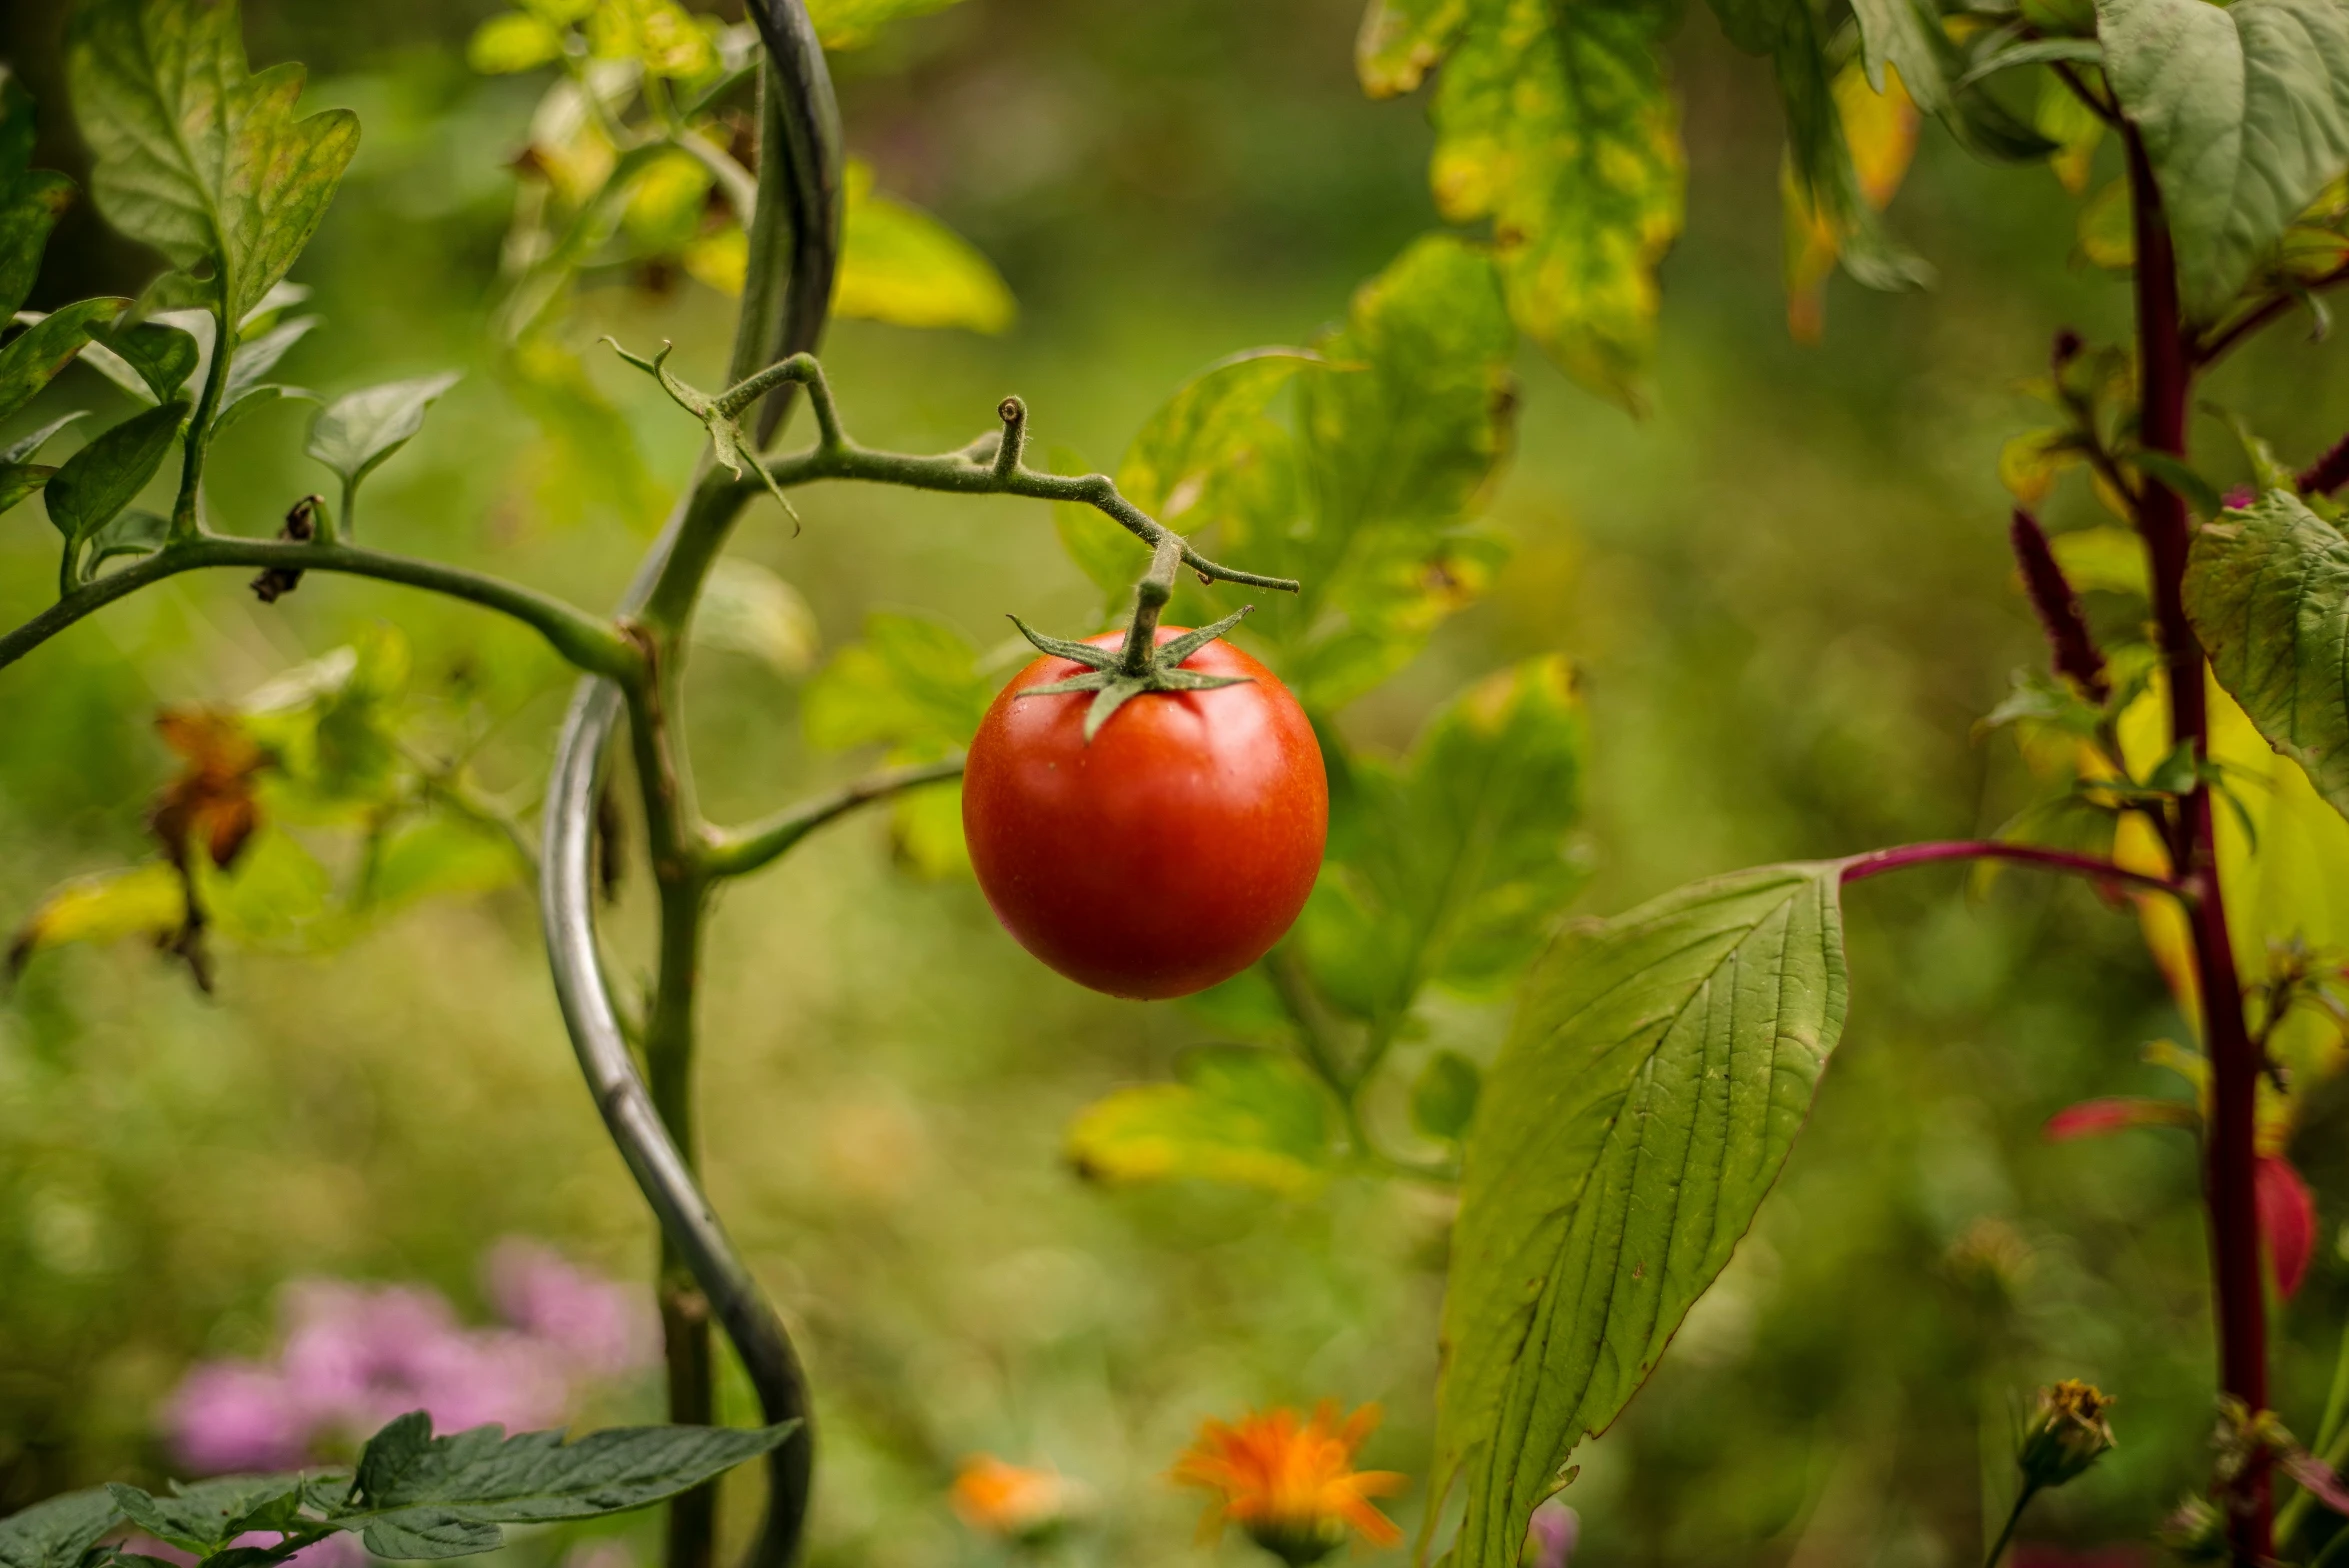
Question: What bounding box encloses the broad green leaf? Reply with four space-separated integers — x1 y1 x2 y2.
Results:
0 297 127 424
44 396 187 563
803 0 967 50
1357 0 1467 98
330 1411 800 1561
832 162 1014 334
1412 1049 1481 1142
2184 490 2349 822
1233 235 1516 708
367 817 521 913
692 558 820 676
803 610 990 759
66 0 360 320
1434 862 1850 1568
6 862 188 975
1421 0 1683 406
306 372 462 492
2095 0 2349 322
1065 1045 1334 1195
0 1488 124 1568
1298 657 1586 1022
1117 348 1320 527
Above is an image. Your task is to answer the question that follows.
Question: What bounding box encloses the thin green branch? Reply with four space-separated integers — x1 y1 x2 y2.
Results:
703 756 966 879
170 302 237 541
664 128 758 227
0 535 640 682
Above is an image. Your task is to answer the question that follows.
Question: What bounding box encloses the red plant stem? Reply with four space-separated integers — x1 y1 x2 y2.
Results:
1839 840 2183 896
2127 128 2271 1563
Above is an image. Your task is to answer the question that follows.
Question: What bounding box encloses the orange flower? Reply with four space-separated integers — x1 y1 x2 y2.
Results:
1170 1403 1407 1565
951 1454 1084 1541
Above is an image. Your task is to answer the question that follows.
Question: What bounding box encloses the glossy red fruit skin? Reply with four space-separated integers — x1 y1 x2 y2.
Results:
962 628 1328 1000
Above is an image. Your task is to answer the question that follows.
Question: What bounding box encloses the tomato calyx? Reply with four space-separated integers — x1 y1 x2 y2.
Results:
1008 533 1255 741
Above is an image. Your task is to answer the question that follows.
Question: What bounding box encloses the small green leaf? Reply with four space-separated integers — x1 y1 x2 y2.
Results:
306 372 462 491
2095 0 2349 322
0 1487 125 1568
0 411 87 466
367 817 521 913
214 382 313 437
1434 862 1850 1568
803 0 967 50
1065 1045 1335 1194
834 161 1015 334
94 318 201 402
0 297 127 424
2185 490 2349 823
329 1411 801 1561
1847 0 1949 112
107 1478 311 1560
224 314 318 406
44 396 187 565
1412 1049 1481 1142
85 506 170 569
1301 656 1587 1021
67 0 360 321
243 626 412 816
692 558 821 676
0 462 54 514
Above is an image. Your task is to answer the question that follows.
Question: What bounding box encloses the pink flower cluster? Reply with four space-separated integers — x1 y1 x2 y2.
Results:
164 1239 658 1474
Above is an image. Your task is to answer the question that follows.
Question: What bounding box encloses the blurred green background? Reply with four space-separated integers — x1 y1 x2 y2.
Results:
3 1 2347 1565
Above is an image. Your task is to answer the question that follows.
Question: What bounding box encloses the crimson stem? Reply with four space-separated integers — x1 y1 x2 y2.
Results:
2127 127 2271 1563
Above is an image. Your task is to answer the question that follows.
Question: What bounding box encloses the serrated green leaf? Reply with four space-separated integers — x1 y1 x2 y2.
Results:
330 1411 800 1561
803 0 967 50
834 161 1014 334
0 1487 124 1568
1412 1049 1481 1142
66 0 360 320
44 396 187 562
1434 861 1849 1568
803 610 991 760
2096 0 2349 322
0 297 127 424
305 372 460 493
107 1477 310 1559
1420 0 1683 406
2185 490 2349 823
1065 1045 1334 1194
1300 657 1586 1022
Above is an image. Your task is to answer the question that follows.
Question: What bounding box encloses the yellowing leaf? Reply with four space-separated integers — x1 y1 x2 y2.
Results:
1066 1047 1334 1195
1999 427 2079 506
7 862 187 975
2036 71 2104 195
585 0 717 80
2078 177 2134 270
622 148 713 254
2049 526 2148 597
1421 0 1683 407
1783 64 1920 343
469 12 567 73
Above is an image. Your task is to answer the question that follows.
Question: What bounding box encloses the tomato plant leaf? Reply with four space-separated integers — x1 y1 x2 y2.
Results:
1066 1045 1334 1194
306 372 462 494
66 0 361 321
1400 0 1682 406
107 1476 312 1558
93 317 202 403
2185 489 2349 823
834 162 1013 334
2095 0 2349 322
804 611 991 759
1118 347 1319 533
0 1487 124 1568
1300 656 1586 1024
0 81 75 323
86 506 171 570
44 396 188 570
327 1411 801 1560
0 297 128 425
6 862 188 976
1434 861 1849 1568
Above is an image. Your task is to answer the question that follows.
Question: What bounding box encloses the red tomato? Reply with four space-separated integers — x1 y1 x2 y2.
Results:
962 627 1328 999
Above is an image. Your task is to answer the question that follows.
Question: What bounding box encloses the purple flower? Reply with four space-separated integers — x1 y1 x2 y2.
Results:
1525 1500 1578 1568
164 1362 307 1474
278 1281 567 1438
485 1238 658 1380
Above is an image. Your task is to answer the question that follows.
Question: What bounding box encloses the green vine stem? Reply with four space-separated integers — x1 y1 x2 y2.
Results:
703 757 968 879
0 535 639 679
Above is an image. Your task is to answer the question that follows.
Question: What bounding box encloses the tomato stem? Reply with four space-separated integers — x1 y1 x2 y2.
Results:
1119 533 1185 676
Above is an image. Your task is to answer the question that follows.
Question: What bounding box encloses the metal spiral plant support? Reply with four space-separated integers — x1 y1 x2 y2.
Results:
539 4 842 1567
